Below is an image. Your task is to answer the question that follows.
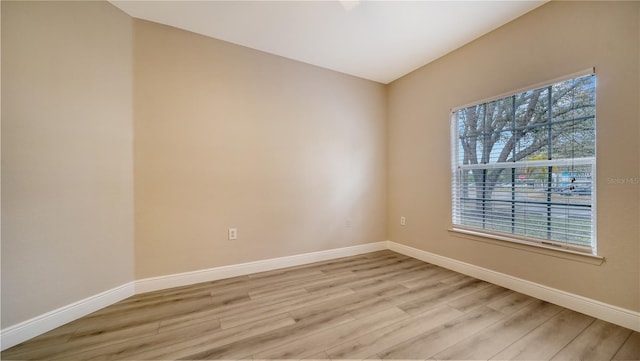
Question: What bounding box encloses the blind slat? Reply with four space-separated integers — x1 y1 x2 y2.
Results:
451 73 596 254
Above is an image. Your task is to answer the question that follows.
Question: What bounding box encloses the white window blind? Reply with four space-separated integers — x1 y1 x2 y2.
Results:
451 73 596 254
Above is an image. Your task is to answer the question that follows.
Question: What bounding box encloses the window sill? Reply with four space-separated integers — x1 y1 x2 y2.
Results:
448 228 605 266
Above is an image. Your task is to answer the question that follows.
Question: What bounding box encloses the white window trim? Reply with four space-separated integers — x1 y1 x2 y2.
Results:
451 67 595 113
450 69 598 256
447 228 604 265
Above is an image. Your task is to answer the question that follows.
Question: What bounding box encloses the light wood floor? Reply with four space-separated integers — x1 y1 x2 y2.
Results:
2 250 639 360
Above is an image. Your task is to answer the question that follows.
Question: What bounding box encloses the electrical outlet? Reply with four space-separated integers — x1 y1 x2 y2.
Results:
228 228 237 240
400 216 406 226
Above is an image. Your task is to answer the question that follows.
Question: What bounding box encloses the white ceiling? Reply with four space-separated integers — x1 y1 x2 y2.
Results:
111 1 546 84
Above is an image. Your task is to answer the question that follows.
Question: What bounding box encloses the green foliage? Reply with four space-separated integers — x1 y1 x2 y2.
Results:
456 75 595 195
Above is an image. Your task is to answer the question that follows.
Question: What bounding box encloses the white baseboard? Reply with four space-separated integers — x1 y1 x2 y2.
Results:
0 282 135 351
386 241 640 332
1 242 386 351
3 239 637 351
135 242 387 294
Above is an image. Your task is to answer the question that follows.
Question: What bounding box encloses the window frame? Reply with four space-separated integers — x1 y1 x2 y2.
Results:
450 69 597 255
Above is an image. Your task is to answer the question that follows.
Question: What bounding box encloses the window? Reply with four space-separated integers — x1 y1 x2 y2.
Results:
451 71 596 254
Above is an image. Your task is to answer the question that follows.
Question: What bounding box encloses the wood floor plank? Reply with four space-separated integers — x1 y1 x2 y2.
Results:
305 272 369 293
214 271 321 299
112 277 244 305
319 254 407 275
247 281 313 299
81 286 245 327
349 257 426 278
487 290 536 315
446 283 513 313
551 319 633 360
3 250 637 361
613 331 640 361
253 307 409 359
314 253 398 275
156 287 307 333
52 317 224 361
247 286 309 302
177 279 346 329
219 287 354 329
4 321 160 360
384 276 464 310
107 314 296 361
349 277 412 298
305 351 332 359
376 306 505 359
272 270 357 294
400 267 459 288
145 260 331 303
490 309 595 360
247 266 325 281
0 323 78 357
371 263 436 285
306 260 426 293
434 299 563 360
179 308 356 360
440 272 475 284
289 289 391 322
243 270 329 296
72 295 219 336
158 313 221 333
396 278 491 316
325 304 464 359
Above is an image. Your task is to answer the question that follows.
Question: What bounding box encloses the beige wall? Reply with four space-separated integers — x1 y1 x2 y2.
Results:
2 0 638 334
388 1 640 312
1 1 134 327
133 20 387 279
